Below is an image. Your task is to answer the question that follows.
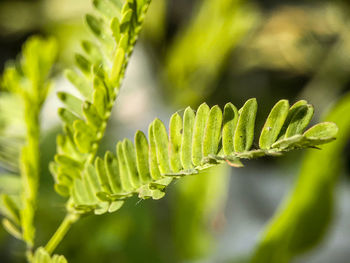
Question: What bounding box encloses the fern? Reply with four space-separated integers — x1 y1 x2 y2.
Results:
53 98 337 215
0 37 57 255
51 0 152 198
45 0 152 256
0 0 342 261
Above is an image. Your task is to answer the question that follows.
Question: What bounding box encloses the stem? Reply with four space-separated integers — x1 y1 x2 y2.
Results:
26 248 33 263
21 100 40 249
45 213 80 255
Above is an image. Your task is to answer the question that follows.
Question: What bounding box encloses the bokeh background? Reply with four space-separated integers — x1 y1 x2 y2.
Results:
1 0 350 262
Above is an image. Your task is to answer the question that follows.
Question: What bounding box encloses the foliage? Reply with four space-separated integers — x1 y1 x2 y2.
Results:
251 92 350 263
165 0 258 105
51 0 152 204
0 0 344 262
172 164 230 260
52 98 337 215
0 37 57 255
32 247 67 263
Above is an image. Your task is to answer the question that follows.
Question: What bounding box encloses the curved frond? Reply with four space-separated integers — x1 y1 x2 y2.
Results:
52 0 152 198
52 99 338 214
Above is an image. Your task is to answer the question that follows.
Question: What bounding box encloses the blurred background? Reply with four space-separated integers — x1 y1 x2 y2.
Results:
1 0 350 262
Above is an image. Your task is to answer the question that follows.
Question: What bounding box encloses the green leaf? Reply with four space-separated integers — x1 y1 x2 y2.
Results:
58 108 80 126
108 201 124 213
278 100 308 139
118 33 129 51
81 175 97 204
73 120 94 153
222 102 238 155
259 100 289 149
75 54 91 74
110 0 123 10
54 184 70 197
94 202 109 215
2 218 22 240
56 173 73 187
93 0 119 18
86 14 103 37
234 98 258 152
55 155 82 170
111 18 121 42
104 151 123 193
1 194 20 225
72 178 92 205
203 105 223 157
56 128 80 156
85 164 102 194
303 122 338 141
92 85 107 117
135 131 152 183
81 41 103 64
82 101 103 127
121 7 133 22
285 104 314 138
65 69 91 99
120 9 133 33
148 122 163 180
169 113 183 172
110 47 125 84
153 119 171 174
57 92 84 117
271 135 304 150
95 157 112 193
122 139 140 188
192 103 210 166
181 107 195 170
116 141 134 192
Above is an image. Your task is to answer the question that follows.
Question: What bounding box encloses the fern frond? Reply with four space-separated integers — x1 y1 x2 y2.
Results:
52 99 338 215
0 37 57 246
52 0 152 198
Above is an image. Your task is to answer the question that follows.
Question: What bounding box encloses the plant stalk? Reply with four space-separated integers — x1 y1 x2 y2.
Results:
45 213 80 255
21 100 41 253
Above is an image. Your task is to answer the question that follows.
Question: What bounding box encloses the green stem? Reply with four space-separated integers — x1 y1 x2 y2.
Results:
21 100 40 250
45 213 80 255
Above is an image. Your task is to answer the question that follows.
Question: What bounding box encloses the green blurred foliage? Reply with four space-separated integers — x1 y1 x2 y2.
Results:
0 0 350 263
172 165 230 260
164 0 259 106
251 92 350 263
